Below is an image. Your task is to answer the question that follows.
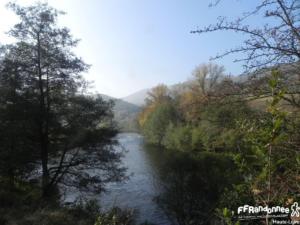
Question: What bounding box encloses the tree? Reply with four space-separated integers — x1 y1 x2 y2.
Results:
138 84 172 128
192 0 300 71
0 2 125 197
145 84 171 105
139 85 179 145
192 63 225 96
192 0 300 108
178 63 228 123
220 71 300 225
0 47 38 185
143 103 177 145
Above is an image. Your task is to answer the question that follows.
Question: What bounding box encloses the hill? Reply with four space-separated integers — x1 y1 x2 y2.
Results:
121 89 149 106
100 94 141 132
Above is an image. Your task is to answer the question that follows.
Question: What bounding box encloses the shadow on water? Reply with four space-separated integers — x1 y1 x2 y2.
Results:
151 149 241 225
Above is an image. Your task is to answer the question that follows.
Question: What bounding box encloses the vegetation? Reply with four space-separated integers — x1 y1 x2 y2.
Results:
0 2 131 225
139 63 300 224
0 0 299 225
138 1 300 223
155 150 241 225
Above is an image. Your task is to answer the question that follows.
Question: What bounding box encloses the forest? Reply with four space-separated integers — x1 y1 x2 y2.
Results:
0 1 299 225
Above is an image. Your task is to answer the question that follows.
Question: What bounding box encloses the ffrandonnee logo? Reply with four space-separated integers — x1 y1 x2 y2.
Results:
238 205 290 215
235 202 300 224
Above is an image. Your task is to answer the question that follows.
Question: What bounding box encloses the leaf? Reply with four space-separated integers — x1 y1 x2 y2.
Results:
223 207 230 217
268 78 277 89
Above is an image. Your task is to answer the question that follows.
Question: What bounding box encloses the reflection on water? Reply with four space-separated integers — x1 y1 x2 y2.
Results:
154 150 240 225
66 133 239 225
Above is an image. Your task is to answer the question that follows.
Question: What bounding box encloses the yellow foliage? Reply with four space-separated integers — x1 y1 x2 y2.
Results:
138 84 171 128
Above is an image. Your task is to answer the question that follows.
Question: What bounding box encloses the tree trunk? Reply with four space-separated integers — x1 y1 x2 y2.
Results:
37 33 50 197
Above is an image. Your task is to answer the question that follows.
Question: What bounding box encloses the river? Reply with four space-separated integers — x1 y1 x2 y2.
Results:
99 132 171 225
64 132 234 225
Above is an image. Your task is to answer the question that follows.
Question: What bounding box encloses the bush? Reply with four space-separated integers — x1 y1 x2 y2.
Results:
163 124 193 152
94 207 135 225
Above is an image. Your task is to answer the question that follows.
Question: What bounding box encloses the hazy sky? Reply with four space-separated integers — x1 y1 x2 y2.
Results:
0 0 260 98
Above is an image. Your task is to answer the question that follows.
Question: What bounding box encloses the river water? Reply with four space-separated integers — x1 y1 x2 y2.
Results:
64 132 234 224
99 133 171 225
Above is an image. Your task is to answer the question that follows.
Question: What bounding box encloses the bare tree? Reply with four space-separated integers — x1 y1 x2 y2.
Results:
192 0 300 71
192 0 300 108
192 63 225 95
145 84 171 105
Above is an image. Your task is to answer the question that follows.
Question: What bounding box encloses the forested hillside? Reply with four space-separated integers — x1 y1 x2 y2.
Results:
100 94 141 131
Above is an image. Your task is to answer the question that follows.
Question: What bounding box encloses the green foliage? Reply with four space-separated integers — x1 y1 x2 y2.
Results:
3 200 100 225
220 207 240 225
165 96 253 152
140 66 299 224
163 124 193 152
156 151 241 225
190 126 205 150
217 70 299 224
143 103 177 145
94 207 135 225
0 2 125 197
0 54 39 183
0 182 137 225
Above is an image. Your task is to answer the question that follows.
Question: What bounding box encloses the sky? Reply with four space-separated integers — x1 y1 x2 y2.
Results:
0 0 260 98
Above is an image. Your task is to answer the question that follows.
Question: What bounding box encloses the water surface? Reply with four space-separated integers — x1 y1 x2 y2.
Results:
100 133 171 225
64 132 236 225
